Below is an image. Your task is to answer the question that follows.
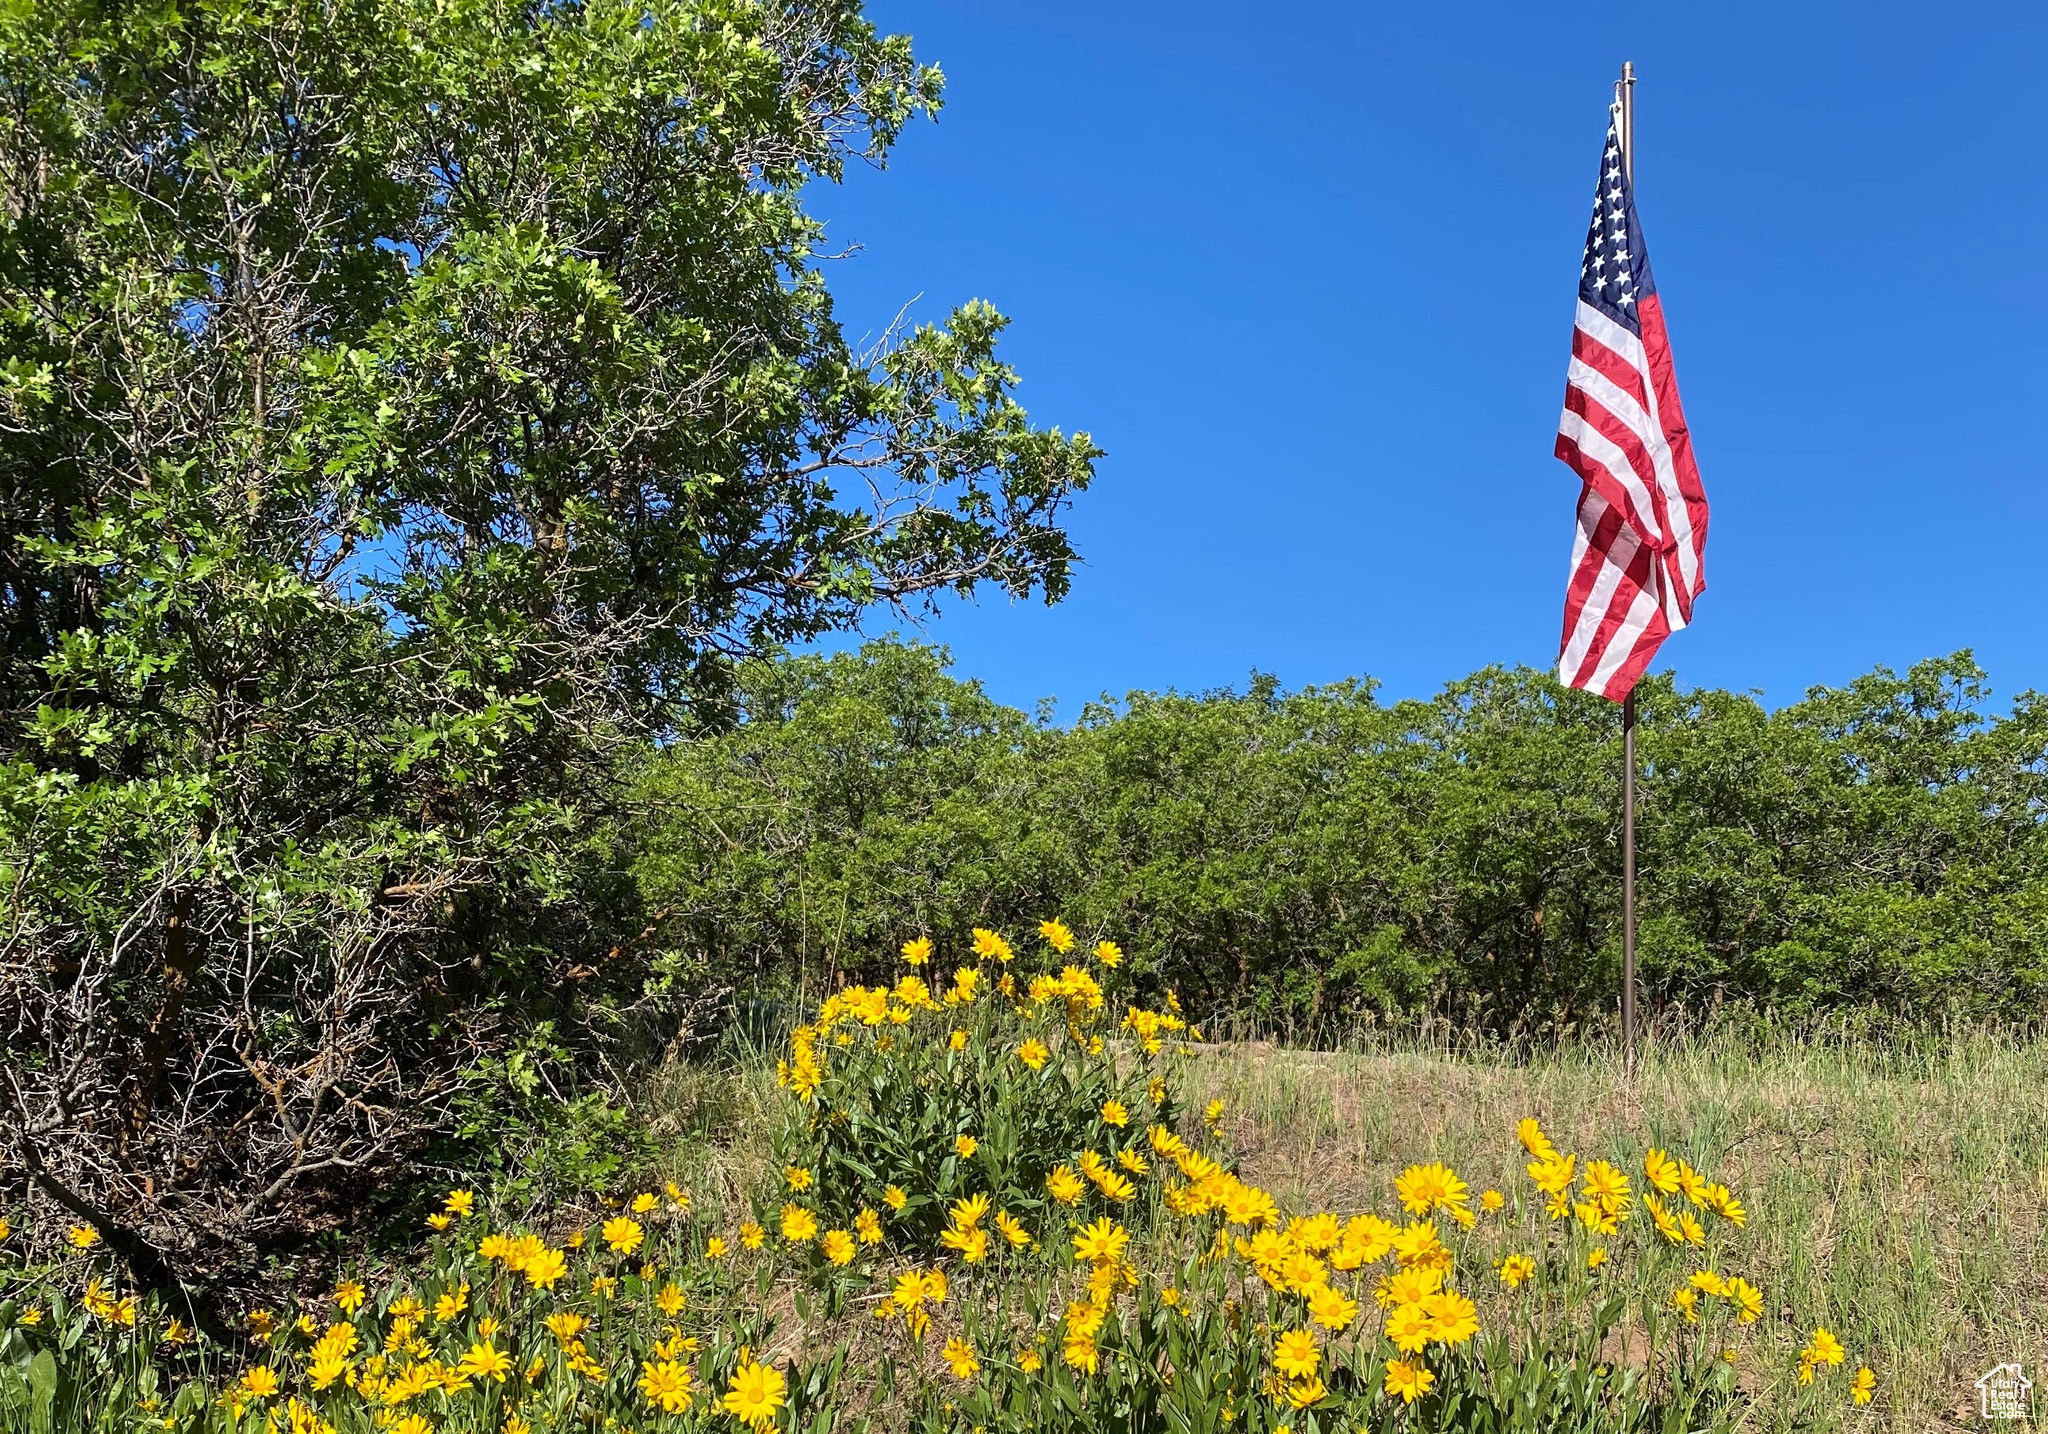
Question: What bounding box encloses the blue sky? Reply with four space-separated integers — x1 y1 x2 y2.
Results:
812 2 2046 716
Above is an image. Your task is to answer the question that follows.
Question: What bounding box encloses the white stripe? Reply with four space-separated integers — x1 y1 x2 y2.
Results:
1573 301 1648 373
1587 580 1662 694
1575 301 1701 600
1632 364 1702 607
1567 356 1697 634
1559 494 1637 684
1557 409 1664 547
1566 356 1658 455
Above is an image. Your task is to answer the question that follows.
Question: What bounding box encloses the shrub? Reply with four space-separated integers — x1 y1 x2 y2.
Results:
1 0 1095 1304
770 922 1183 1249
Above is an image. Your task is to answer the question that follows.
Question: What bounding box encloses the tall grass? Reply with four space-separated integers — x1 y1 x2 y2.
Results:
1176 1023 2048 1429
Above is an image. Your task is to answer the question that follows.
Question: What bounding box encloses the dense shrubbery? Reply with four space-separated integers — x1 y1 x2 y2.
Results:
630 640 2048 1032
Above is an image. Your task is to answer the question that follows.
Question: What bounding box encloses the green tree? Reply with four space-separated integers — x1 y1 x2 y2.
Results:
0 0 1095 1317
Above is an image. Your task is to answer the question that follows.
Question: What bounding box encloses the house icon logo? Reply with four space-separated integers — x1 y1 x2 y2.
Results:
1979 1363 2032 1420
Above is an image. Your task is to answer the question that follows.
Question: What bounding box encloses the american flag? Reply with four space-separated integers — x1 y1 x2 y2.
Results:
1555 108 1708 700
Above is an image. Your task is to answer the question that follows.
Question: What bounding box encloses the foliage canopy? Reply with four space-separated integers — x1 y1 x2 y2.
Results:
0 0 1094 1312
631 642 2048 1033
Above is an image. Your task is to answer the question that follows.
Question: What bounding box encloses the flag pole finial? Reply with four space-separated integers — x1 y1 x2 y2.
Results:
1617 61 1636 182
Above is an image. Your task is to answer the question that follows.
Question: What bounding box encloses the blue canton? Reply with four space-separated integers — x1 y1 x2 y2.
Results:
1578 116 1657 334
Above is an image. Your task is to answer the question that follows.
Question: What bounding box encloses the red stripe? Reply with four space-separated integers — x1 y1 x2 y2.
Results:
1558 488 1623 651
1564 321 1679 602
1566 519 1659 692
1558 483 1677 700
1636 292 1708 592
1594 606 1670 699
1570 325 1652 413
1561 382 1666 544
1554 431 1629 553
1555 257 1706 699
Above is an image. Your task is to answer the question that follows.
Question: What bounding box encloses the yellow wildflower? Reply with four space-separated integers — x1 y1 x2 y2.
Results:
639 1358 694 1414
1384 1358 1435 1404
459 1342 513 1383
1271 1329 1319 1380
1073 1217 1129 1266
720 1358 787 1430
1516 1117 1558 1161
522 1247 567 1289
238 1366 281 1399
1383 1301 1434 1354
1644 1147 1681 1195
941 1336 980 1379
1422 1289 1480 1345
1307 1284 1358 1331
1705 1183 1749 1227
1285 1374 1327 1409
1802 1327 1846 1368
1395 1162 1471 1220
1047 1165 1086 1205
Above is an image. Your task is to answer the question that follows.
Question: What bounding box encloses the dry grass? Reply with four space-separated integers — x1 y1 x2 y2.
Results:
1189 1027 2048 1431
635 1023 2048 1430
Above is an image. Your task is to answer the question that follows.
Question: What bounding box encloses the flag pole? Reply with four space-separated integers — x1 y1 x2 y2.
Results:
1622 686 1637 1073
1617 59 1639 1076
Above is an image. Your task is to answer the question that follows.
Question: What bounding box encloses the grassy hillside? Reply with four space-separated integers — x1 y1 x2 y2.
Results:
1186 1029 2048 1429
647 1024 2047 1430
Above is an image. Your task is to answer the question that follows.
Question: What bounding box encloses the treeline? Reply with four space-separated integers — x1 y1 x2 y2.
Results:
628 640 2048 1034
